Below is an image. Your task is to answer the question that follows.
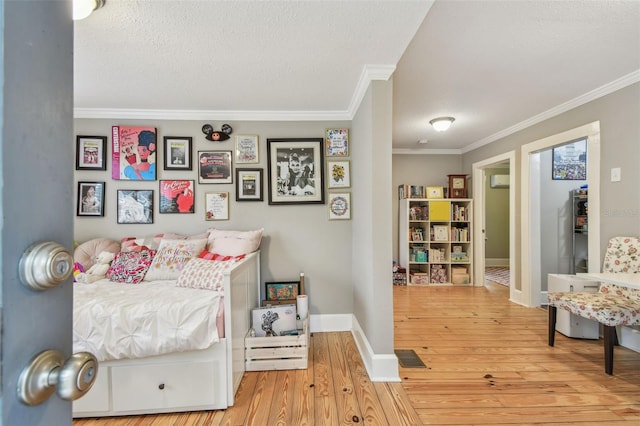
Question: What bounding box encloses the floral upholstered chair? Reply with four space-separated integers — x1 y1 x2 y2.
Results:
547 236 640 375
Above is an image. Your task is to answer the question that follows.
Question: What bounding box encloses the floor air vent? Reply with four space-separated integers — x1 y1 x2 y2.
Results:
394 349 426 368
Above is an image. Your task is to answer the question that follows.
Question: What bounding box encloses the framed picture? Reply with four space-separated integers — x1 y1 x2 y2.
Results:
111 125 157 181
77 181 105 216
205 191 229 220
327 159 351 189
163 136 192 170
117 190 154 224
235 135 259 164
426 186 444 199
159 180 195 213
236 168 263 201
328 192 351 220
265 281 301 301
267 138 325 205
325 128 349 157
433 225 449 242
552 138 587 180
198 151 233 184
76 136 107 170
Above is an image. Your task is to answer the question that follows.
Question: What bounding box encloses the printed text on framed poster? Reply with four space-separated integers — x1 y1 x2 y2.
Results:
235 135 259 164
325 128 349 157
328 192 351 220
236 168 263 201
159 180 195 213
198 151 233 184
163 136 192 170
205 192 229 220
76 136 107 170
112 125 157 180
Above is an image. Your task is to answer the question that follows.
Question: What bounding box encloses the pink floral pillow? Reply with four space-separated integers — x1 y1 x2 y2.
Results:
198 249 245 262
107 250 156 284
176 257 242 291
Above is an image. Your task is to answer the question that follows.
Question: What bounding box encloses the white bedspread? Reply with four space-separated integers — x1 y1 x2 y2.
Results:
73 280 223 362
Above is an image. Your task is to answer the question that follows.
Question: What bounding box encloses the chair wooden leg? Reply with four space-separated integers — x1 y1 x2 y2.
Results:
603 325 615 375
548 306 557 347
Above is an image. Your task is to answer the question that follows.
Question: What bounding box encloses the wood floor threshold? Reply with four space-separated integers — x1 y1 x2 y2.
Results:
74 282 640 425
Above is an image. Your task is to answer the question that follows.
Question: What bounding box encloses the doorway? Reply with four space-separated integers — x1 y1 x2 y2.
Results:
472 151 517 302
521 121 601 307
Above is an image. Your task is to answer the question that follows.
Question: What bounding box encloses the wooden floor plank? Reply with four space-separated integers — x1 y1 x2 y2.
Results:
73 281 640 425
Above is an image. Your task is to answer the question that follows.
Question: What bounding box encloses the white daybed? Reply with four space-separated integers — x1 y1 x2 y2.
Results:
72 250 260 418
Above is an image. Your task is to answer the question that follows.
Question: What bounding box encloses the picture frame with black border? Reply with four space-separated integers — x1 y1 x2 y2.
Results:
198 150 233 184
77 181 105 217
117 189 154 224
236 168 263 202
76 135 107 170
163 136 192 170
159 179 195 213
267 138 324 205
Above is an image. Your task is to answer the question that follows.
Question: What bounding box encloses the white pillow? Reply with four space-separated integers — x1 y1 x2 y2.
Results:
144 238 207 281
176 257 242 291
206 228 263 256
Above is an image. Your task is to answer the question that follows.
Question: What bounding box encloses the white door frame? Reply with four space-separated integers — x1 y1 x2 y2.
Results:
472 151 517 302
520 121 601 306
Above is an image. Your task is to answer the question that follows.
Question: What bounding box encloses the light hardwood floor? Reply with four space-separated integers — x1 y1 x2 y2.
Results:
74 282 640 425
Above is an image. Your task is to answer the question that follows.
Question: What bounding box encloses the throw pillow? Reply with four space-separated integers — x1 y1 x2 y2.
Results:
198 249 246 262
176 257 241 291
74 238 121 270
144 238 208 281
206 228 263 256
107 250 156 284
120 234 166 252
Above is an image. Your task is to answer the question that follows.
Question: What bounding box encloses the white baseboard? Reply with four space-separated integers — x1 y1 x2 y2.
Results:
309 313 400 382
486 258 509 267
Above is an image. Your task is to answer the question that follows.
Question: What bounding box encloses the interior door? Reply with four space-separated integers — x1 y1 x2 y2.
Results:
1 2 75 424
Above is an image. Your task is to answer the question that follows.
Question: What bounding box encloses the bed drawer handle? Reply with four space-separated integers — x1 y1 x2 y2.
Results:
158 383 165 390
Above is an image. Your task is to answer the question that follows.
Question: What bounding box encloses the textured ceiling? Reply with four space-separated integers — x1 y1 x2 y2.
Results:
74 0 640 152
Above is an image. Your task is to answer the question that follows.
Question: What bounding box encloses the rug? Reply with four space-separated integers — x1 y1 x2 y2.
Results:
485 267 510 287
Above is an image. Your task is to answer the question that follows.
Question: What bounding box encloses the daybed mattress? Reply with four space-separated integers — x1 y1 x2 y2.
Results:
73 280 223 362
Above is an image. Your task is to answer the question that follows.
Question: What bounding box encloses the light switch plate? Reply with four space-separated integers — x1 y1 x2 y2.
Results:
611 167 621 182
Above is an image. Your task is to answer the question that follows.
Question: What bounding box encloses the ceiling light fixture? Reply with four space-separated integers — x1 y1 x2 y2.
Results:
429 116 455 132
73 0 105 21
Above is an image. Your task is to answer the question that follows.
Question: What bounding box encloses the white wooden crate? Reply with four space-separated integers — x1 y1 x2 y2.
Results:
245 318 309 371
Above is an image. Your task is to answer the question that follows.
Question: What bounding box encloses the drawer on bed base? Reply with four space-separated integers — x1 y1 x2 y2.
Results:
73 365 110 413
111 360 219 411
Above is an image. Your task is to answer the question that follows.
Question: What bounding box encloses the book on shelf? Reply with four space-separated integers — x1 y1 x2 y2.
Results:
398 184 426 199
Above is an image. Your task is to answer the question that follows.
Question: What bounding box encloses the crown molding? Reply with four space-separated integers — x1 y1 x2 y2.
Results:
462 69 640 153
346 64 396 118
73 108 352 121
392 148 462 155
74 64 396 121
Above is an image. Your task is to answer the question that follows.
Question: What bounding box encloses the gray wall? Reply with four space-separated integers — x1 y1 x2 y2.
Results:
391 154 462 263
484 167 510 260
352 80 394 353
74 120 354 316
462 83 640 270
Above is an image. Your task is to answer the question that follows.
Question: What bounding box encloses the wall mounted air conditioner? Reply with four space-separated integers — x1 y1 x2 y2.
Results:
490 174 509 188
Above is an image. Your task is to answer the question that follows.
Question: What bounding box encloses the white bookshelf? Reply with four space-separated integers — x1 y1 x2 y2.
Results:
399 198 473 285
